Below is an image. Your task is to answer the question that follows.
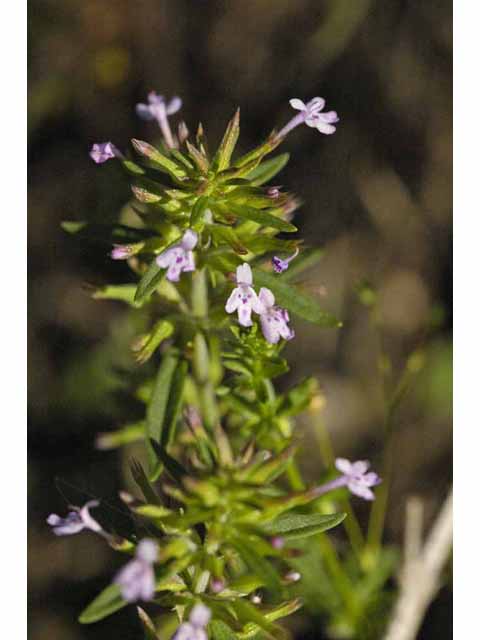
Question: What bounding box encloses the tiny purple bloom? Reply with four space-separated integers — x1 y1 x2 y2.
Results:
136 92 182 149
156 230 198 282
272 248 299 273
270 536 285 550
276 97 339 140
172 603 211 640
89 142 122 164
267 186 282 199
335 458 381 501
110 244 137 260
47 500 103 536
257 287 294 344
114 539 157 603
225 263 263 328
313 458 381 501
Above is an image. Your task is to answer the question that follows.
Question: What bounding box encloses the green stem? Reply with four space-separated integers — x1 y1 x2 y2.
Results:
191 269 219 429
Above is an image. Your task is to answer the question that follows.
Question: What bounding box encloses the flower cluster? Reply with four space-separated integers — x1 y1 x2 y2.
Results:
226 263 294 343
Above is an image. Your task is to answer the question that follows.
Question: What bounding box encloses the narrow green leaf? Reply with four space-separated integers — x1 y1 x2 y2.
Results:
121 159 146 175
230 599 280 639
252 268 341 328
78 584 126 624
135 260 166 304
246 153 290 186
212 109 240 172
228 204 296 233
262 512 346 540
161 359 188 447
147 352 179 447
131 139 187 180
149 439 188 481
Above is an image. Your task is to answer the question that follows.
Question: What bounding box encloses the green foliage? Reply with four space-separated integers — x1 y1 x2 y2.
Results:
68 106 360 640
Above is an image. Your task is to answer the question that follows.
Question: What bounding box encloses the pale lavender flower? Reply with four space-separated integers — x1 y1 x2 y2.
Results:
272 248 299 273
270 536 285 550
313 458 381 501
225 263 263 327
257 287 294 344
156 230 198 282
136 92 182 149
47 500 103 536
114 539 157 603
89 142 123 164
276 97 339 139
210 578 225 593
172 604 211 640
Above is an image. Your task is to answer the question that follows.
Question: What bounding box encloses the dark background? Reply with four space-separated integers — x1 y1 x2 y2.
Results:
28 1 452 639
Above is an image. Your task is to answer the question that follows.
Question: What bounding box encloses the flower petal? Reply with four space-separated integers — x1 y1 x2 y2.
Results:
289 98 306 111
335 458 352 474
225 287 241 313
181 229 198 251
236 263 253 285
166 96 182 115
190 603 211 628
135 104 155 121
258 287 275 309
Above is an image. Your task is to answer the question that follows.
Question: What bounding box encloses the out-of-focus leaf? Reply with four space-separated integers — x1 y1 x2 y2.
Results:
92 284 140 307
209 620 238 640
262 512 346 540
252 268 341 328
209 225 248 255
96 421 145 450
230 599 282 640
78 584 126 624
162 359 188 447
245 153 290 186
231 538 282 599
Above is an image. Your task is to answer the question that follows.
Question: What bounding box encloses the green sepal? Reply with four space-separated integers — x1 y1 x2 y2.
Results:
209 620 238 640
131 139 187 180
191 195 211 227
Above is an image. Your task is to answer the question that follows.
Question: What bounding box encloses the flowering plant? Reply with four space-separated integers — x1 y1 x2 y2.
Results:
52 93 388 639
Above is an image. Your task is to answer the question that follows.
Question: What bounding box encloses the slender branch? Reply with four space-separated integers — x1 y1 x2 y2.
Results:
383 489 453 640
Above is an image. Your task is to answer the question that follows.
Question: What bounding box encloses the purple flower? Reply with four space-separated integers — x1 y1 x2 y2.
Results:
114 539 157 603
267 186 282 199
136 92 182 149
172 603 211 640
272 248 299 273
89 142 122 164
314 458 381 501
276 97 339 139
225 263 263 327
47 500 103 536
156 230 198 282
257 287 294 344
110 244 142 260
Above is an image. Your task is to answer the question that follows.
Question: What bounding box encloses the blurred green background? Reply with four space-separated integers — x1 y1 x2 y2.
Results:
28 1 452 639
